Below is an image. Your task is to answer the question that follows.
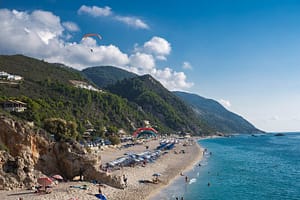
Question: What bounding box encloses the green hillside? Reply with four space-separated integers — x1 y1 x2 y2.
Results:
82 66 137 88
82 64 261 135
173 91 263 134
106 75 214 135
0 55 151 138
0 55 260 138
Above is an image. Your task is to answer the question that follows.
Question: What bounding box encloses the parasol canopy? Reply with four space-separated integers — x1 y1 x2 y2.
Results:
52 174 63 180
37 177 53 187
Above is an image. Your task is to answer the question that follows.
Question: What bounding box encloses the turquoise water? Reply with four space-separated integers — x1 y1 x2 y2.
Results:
152 133 300 200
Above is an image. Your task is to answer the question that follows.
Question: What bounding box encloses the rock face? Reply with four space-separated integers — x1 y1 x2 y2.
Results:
0 115 123 190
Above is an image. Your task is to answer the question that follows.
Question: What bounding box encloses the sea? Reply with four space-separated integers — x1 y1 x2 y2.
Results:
152 132 300 200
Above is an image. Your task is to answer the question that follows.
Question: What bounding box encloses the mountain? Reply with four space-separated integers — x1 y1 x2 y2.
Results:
173 91 262 134
0 54 260 136
0 55 150 135
106 75 214 135
82 66 137 88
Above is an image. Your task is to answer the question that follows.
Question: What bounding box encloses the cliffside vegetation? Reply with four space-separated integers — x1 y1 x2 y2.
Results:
0 55 153 140
1 54 261 139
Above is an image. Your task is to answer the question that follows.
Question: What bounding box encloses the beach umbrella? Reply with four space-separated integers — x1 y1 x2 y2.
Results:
52 174 63 180
37 177 53 188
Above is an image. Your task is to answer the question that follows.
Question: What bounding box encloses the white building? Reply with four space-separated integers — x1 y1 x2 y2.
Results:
0 71 23 81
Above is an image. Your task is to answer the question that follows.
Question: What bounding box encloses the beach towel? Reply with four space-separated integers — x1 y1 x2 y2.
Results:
95 193 107 200
69 185 88 190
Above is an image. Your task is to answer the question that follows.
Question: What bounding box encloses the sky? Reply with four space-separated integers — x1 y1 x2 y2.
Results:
1 0 300 132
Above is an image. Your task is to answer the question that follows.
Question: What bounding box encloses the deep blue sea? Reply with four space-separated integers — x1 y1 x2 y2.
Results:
152 132 300 200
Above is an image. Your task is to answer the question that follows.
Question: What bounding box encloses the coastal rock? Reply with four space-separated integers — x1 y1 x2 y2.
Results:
51 141 124 189
0 115 124 190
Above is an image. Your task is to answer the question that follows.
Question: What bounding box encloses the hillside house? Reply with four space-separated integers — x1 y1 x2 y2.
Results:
0 100 27 112
0 71 23 81
69 80 102 92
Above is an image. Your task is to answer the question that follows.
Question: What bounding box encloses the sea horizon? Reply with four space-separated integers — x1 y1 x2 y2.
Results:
152 132 300 200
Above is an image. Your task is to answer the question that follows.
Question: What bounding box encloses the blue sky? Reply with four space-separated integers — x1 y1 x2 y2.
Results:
1 0 300 132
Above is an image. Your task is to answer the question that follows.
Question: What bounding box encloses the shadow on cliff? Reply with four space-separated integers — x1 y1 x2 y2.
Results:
0 115 124 190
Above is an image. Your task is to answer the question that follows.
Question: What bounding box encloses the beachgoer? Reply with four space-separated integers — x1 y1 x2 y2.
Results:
79 167 84 181
185 176 188 183
123 174 128 187
98 185 102 194
208 182 210 187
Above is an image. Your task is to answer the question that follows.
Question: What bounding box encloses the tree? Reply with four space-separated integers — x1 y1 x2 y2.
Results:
44 118 78 141
108 135 120 145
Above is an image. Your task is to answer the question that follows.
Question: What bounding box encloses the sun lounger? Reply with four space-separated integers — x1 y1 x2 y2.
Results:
35 185 53 194
69 185 88 190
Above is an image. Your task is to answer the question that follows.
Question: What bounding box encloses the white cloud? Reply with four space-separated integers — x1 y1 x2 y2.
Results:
62 21 80 32
77 5 112 17
126 37 192 90
47 44 129 70
115 16 149 29
219 99 231 108
0 9 63 55
0 9 128 69
269 115 280 121
152 68 194 90
77 5 149 30
0 8 193 91
129 52 155 72
143 37 171 60
182 61 192 70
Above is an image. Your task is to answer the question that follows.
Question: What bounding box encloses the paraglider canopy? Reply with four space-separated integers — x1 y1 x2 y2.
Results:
82 33 102 40
133 127 158 138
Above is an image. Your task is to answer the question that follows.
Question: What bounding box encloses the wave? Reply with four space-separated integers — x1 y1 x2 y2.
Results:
189 178 197 184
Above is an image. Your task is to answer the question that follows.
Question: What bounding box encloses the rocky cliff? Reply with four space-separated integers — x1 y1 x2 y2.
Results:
0 115 123 190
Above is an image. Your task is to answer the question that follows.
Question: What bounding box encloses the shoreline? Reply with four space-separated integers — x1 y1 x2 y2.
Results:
146 140 203 200
0 137 204 200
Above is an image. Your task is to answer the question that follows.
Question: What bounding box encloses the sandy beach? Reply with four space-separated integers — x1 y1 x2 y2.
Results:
0 138 203 200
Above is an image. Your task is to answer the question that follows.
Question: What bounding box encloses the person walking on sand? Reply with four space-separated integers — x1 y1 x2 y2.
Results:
123 174 128 187
98 185 102 194
96 185 107 200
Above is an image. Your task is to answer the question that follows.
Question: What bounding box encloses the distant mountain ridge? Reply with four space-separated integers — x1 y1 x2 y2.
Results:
83 65 262 134
0 54 262 136
105 74 213 134
82 66 137 88
173 91 262 134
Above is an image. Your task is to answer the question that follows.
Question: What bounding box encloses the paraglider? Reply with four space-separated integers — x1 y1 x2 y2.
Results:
81 33 102 53
82 33 102 41
133 127 158 138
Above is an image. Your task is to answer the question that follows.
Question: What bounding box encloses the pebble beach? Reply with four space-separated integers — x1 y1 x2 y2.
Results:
0 138 203 200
